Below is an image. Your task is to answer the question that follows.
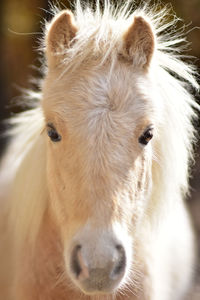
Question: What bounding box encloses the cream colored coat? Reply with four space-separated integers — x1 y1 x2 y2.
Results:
0 1 198 299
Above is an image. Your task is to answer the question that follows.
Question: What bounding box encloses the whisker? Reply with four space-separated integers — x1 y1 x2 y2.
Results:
8 28 41 36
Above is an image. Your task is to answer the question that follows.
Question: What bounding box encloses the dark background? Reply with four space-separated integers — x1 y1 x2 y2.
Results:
0 0 200 297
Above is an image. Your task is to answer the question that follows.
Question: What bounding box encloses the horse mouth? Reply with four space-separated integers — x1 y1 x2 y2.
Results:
77 266 125 295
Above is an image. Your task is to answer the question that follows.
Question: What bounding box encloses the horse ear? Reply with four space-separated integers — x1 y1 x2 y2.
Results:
45 10 78 67
122 16 155 69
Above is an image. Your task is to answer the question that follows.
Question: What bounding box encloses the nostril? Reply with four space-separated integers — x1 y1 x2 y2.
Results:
71 244 89 281
71 245 82 278
113 257 125 275
111 244 126 277
116 244 123 251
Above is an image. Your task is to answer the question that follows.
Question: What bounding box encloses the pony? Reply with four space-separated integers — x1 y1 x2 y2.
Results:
0 1 199 299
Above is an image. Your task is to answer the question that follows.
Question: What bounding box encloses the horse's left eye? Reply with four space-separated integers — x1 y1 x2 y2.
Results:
47 124 62 142
139 127 154 146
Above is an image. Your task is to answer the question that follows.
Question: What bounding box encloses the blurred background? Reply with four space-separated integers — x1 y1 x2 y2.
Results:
0 0 199 298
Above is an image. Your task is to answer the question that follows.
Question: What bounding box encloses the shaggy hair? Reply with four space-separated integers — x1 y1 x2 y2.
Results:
1 0 198 246
0 1 199 299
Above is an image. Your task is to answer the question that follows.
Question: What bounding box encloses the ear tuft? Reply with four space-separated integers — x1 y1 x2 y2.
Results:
46 10 78 67
122 16 155 69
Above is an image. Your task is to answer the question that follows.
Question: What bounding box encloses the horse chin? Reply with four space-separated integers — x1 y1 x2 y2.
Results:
74 282 120 297
70 268 125 296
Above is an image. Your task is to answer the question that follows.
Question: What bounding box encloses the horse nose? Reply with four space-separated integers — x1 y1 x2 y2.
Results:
70 244 126 293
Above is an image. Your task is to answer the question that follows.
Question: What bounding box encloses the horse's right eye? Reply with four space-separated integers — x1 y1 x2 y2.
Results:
138 126 154 146
47 124 62 142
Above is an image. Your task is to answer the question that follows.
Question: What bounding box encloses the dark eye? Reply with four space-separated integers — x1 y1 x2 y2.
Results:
47 123 62 142
139 126 154 146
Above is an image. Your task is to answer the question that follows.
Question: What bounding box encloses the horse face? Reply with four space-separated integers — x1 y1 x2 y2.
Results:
42 9 156 295
43 63 156 294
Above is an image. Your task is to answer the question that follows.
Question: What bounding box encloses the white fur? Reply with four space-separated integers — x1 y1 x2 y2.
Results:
0 1 199 299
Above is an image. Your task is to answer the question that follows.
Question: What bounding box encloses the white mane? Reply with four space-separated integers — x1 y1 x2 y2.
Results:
43 0 198 87
0 0 199 248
